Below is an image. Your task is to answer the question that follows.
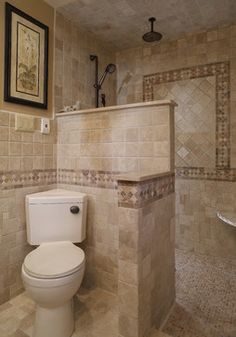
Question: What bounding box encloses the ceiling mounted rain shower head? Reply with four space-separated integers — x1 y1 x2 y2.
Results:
143 17 162 43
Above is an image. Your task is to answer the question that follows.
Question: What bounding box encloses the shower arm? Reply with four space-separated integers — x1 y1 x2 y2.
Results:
90 54 99 108
150 17 155 32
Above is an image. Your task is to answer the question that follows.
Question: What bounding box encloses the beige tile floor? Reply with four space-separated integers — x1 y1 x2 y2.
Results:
0 286 168 337
0 249 235 337
0 287 119 337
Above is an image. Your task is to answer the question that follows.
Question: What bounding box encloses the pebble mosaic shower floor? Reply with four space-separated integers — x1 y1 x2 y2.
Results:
0 250 235 337
163 249 236 337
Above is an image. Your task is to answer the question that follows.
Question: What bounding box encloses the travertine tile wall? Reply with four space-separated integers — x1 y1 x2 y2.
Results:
54 12 117 112
0 185 57 304
57 104 174 174
0 72 175 309
140 194 175 333
116 25 236 167
153 76 216 168
0 113 56 172
0 111 57 304
56 103 175 295
176 179 236 258
116 25 236 258
144 62 230 171
58 183 119 293
117 175 175 337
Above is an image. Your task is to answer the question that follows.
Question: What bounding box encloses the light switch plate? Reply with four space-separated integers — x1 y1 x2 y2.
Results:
15 115 34 132
41 118 50 134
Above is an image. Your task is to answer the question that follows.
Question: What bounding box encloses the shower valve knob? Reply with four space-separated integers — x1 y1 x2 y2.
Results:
70 206 80 214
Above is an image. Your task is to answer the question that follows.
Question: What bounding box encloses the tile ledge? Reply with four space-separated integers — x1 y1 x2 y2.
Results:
116 170 174 182
56 100 177 117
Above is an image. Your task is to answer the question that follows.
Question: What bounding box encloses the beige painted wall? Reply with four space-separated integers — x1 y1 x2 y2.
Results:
0 0 54 117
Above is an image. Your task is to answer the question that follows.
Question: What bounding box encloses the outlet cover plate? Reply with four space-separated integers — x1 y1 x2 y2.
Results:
41 118 50 134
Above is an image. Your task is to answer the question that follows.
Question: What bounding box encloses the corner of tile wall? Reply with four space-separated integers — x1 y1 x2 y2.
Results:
117 173 175 337
0 109 57 304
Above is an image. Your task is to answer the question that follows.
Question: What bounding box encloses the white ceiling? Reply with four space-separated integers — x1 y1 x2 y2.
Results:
44 0 236 50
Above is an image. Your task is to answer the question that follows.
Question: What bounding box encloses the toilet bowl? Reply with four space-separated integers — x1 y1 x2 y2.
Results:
22 189 87 337
22 241 85 337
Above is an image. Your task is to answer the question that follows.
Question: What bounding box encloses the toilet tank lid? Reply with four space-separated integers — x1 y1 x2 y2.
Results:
26 189 87 204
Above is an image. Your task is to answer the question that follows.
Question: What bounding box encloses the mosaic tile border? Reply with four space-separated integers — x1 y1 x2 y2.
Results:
7 166 234 193
0 169 176 204
143 62 230 173
117 173 175 208
176 167 236 182
0 169 57 190
57 169 119 189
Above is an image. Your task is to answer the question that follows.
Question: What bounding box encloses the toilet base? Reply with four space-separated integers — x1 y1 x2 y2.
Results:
33 299 74 337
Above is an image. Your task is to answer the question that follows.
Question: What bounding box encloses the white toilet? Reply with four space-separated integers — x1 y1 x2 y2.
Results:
21 189 87 337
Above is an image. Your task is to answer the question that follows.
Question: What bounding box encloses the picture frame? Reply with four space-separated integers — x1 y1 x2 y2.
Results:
4 3 49 109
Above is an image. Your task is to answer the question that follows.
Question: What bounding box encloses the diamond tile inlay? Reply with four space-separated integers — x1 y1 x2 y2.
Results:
153 77 216 168
143 62 230 180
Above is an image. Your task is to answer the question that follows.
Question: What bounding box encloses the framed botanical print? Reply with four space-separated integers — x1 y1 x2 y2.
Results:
4 3 49 109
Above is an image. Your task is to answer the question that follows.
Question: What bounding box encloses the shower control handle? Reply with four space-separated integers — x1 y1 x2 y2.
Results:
70 206 80 214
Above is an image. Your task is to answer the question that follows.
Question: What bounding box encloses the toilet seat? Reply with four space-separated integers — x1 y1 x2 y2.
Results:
23 241 85 279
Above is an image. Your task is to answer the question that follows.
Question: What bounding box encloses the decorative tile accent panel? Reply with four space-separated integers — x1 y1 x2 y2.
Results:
57 169 119 189
143 62 230 172
176 167 236 181
117 173 175 208
153 76 216 168
0 169 57 190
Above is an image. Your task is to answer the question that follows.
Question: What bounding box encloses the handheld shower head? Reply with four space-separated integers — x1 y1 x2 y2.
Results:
98 63 116 87
106 63 116 74
90 55 116 108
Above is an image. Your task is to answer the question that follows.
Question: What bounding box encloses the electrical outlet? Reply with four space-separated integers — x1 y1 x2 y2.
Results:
15 115 34 132
40 118 50 134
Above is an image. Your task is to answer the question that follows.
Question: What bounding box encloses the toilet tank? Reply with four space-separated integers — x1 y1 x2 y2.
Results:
25 189 87 245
